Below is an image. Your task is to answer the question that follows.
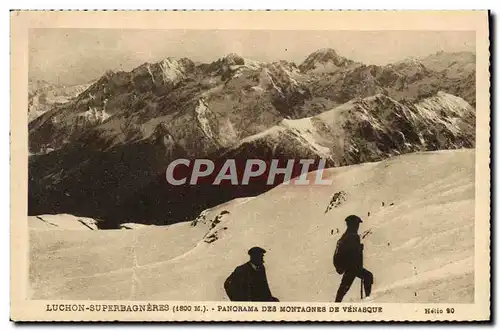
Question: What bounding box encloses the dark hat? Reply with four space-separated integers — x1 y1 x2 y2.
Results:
248 246 267 256
345 215 363 224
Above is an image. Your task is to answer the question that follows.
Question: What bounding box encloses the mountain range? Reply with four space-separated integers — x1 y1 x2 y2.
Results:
28 48 476 228
28 79 92 123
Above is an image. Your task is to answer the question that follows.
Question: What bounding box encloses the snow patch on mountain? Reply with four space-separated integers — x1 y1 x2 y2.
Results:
281 118 331 157
195 99 216 140
209 53 263 80
281 67 300 87
159 58 185 84
243 58 263 70
271 62 302 85
416 91 473 117
262 68 284 95
79 107 111 123
229 58 262 72
218 118 238 145
250 86 265 93
146 64 156 83
233 116 332 159
239 125 284 144
414 92 474 135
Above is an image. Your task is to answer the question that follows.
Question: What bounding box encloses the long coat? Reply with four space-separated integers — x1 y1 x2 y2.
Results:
335 232 363 273
224 262 276 301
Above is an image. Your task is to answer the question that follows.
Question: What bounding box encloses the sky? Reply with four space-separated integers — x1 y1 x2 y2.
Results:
29 29 475 85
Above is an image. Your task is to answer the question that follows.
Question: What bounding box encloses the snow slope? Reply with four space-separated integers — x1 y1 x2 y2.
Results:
29 214 99 230
29 149 474 302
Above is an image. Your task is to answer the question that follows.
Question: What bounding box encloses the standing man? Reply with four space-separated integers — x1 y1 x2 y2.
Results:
333 215 373 302
224 247 279 302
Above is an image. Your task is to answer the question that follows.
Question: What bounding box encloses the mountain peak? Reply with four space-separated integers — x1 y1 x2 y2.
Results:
394 57 424 67
205 53 263 79
312 48 339 57
103 69 116 77
221 53 245 65
299 48 352 72
304 48 340 63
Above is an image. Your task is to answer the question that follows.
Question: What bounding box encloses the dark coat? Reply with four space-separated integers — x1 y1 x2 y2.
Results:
224 262 276 302
335 232 363 272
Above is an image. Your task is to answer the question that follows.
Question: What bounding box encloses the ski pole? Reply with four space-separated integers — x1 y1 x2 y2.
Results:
361 278 364 300
360 243 364 300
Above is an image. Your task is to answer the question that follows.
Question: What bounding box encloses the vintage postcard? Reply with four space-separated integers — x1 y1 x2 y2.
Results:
11 10 490 322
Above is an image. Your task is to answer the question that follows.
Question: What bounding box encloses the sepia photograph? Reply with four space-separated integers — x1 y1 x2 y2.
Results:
11 10 490 322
